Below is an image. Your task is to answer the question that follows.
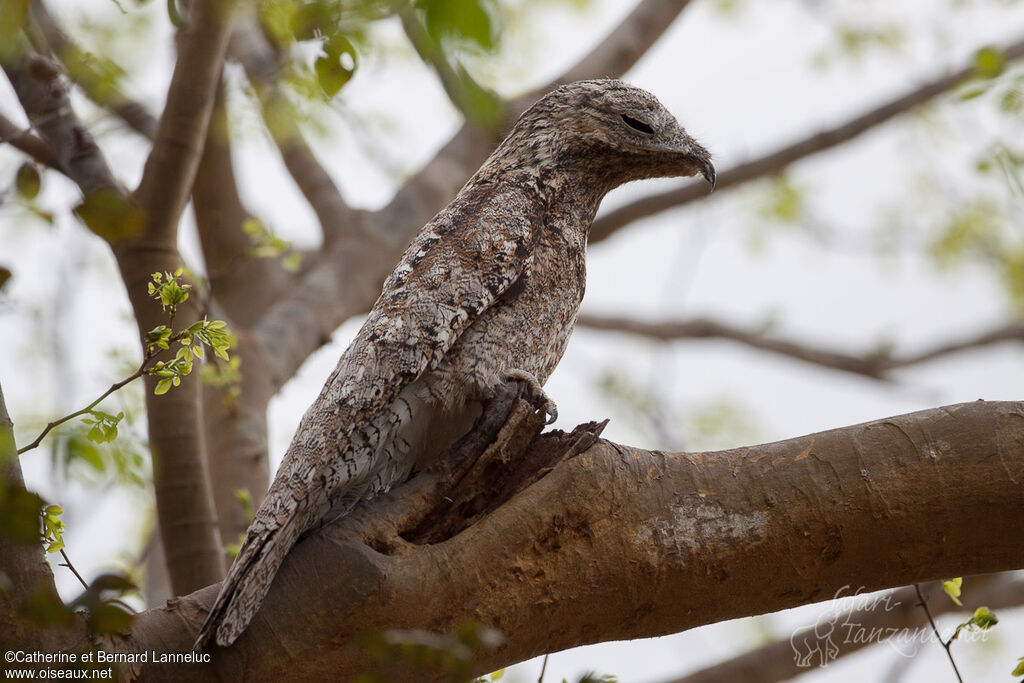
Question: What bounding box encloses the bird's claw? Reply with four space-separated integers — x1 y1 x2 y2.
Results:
504 369 558 425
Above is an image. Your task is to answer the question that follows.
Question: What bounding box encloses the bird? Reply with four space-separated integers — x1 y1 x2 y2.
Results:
195 78 714 649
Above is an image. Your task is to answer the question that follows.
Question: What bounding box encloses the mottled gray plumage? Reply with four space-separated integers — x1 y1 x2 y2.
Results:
195 79 713 648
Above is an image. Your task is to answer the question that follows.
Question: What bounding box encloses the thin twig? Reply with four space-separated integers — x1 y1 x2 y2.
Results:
914 583 963 683
538 654 549 683
58 548 89 590
17 352 154 455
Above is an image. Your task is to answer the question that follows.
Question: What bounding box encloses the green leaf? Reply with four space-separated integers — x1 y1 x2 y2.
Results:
1012 656 1024 676
757 174 804 223
418 0 495 51
973 47 1005 79
234 488 253 521
154 378 173 395
0 0 31 61
74 189 146 243
1000 248 1024 314
970 606 998 629
959 85 988 101
315 34 357 98
15 163 41 200
87 423 104 444
951 605 999 642
283 252 303 272
943 578 963 606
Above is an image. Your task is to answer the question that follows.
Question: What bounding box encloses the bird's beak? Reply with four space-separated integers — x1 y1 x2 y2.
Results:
687 153 716 190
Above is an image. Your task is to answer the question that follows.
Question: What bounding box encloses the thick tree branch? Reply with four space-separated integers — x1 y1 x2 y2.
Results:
666 573 1024 683
589 34 1024 243
107 0 240 594
27 0 157 138
132 0 236 245
3 53 122 196
111 399 1024 680
190 77 284 544
577 314 1024 380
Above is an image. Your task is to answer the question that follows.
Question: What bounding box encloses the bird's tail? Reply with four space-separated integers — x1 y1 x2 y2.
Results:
194 504 308 649
193 384 448 649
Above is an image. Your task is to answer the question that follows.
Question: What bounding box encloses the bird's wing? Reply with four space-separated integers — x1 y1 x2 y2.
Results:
306 177 546 459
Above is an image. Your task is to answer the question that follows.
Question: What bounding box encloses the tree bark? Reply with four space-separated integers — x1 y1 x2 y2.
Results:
0 382 94 658
107 399 1024 681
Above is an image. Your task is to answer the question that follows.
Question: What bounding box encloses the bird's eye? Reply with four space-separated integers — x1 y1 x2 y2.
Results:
621 114 655 135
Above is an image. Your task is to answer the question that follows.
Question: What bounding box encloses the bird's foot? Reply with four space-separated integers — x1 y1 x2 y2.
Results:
504 369 558 425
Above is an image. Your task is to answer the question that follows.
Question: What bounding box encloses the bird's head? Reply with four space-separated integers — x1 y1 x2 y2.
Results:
507 79 715 190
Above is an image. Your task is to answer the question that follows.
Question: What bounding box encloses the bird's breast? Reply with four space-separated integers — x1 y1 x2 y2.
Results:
423 225 587 405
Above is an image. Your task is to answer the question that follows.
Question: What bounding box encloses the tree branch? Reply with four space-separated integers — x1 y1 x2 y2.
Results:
398 8 502 130
0 111 59 168
0 380 93 657
577 313 1024 380
132 0 237 244
111 399 1024 680
2 53 122 196
184 75 278 546
589 34 1024 244
27 0 157 138
514 0 696 108
229 19 361 245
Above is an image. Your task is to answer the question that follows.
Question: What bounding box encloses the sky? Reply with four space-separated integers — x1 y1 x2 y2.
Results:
2 0 1024 681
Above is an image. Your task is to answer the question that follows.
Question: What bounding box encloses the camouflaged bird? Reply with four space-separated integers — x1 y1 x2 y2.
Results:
195 79 714 648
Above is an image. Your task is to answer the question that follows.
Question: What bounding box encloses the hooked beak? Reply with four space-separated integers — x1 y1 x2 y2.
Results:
688 153 716 190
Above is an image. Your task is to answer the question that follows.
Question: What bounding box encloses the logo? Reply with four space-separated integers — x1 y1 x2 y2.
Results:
789 585 990 668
